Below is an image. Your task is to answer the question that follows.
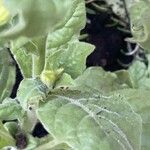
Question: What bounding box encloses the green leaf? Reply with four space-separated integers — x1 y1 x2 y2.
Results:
4 122 19 138
0 121 15 149
73 67 129 93
17 79 48 110
55 73 75 89
127 60 147 88
45 41 94 79
0 0 90 80
44 0 93 79
37 90 142 150
11 42 32 78
114 70 134 88
0 0 82 39
0 47 16 102
126 57 150 90
128 1 150 51
46 0 86 48
0 98 23 120
113 89 150 150
17 78 48 132
11 36 47 78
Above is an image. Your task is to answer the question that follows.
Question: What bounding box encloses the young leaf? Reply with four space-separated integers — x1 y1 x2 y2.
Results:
37 90 142 150
45 41 94 79
55 73 75 89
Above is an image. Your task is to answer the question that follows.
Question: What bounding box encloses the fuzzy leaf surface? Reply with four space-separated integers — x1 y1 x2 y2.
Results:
0 47 16 102
37 90 142 150
0 121 15 148
73 67 129 93
17 79 48 110
46 41 94 79
114 89 150 150
0 98 23 120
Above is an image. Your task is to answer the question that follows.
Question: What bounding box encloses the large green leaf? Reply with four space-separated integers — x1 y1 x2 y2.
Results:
113 89 150 150
0 47 16 102
37 90 142 150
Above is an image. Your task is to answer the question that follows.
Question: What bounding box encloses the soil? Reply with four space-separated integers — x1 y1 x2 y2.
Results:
82 12 133 71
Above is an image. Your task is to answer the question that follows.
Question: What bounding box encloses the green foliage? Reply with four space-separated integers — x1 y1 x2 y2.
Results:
113 89 150 150
0 98 23 120
0 0 149 149
0 0 83 39
11 37 47 77
0 46 16 102
128 0 150 51
73 67 129 93
37 90 142 150
0 121 15 148
45 41 94 79
17 79 48 110
116 54 150 90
